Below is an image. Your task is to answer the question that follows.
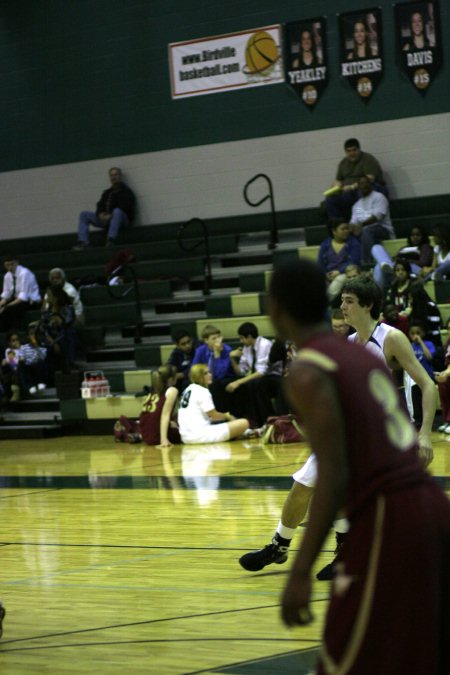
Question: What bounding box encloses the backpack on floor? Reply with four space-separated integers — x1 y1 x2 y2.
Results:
262 414 304 444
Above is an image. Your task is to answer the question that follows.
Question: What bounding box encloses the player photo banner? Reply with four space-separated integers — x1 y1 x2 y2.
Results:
339 8 383 101
394 1 442 94
283 18 328 108
169 25 283 99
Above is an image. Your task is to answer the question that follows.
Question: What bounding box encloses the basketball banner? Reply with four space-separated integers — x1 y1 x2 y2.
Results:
169 25 283 99
394 1 442 94
339 8 383 101
283 18 328 108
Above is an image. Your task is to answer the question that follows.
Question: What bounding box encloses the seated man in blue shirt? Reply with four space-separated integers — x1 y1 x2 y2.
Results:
167 330 198 393
192 324 238 410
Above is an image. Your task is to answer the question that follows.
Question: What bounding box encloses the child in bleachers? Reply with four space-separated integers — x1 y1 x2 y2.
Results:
409 321 435 380
167 330 198 393
435 317 450 434
192 324 236 410
381 303 409 336
406 320 435 428
1 330 23 401
384 259 412 312
20 323 47 395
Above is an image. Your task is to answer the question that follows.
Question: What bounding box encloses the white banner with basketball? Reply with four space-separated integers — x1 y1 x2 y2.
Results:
169 25 283 98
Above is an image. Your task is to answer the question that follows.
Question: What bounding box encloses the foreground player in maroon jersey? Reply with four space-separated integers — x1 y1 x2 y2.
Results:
270 260 449 675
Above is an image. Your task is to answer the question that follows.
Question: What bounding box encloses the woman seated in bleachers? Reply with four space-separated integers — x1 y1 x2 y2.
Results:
384 259 413 313
422 223 450 281
407 282 442 348
317 220 361 304
42 268 84 325
371 224 433 289
39 286 77 377
178 364 249 444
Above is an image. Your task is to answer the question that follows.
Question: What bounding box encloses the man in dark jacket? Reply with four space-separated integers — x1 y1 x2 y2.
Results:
73 167 136 249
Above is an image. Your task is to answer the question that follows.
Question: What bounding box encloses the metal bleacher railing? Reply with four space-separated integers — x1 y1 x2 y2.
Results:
243 173 278 250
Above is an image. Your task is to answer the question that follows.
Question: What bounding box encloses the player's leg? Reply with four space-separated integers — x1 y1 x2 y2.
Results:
316 515 349 581
239 457 316 572
227 418 249 439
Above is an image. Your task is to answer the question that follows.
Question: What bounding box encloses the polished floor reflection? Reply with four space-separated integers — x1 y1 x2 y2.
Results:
0 434 449 673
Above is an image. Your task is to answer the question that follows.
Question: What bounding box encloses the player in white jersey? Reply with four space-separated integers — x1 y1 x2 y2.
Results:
239 277 435 574
178 364 249 443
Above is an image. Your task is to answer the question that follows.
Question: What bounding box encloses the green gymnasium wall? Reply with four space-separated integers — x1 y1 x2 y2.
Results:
1 0 449 172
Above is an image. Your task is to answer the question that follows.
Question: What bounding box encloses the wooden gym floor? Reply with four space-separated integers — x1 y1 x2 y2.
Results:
0 434 449 674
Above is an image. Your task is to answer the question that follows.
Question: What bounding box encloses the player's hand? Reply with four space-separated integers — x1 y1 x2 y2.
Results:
280 573 313 628
418 434 433 468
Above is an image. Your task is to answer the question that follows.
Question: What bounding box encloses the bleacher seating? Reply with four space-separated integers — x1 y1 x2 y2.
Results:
1 194 449 435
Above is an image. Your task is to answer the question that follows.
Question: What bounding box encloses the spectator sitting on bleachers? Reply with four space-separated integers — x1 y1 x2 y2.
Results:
1 330 23 402
0 254 41 332
406 320 436 428
225 322 272 422
178 364 249 444
422 223 450 281
40 286 77 377
324 138 385 222
408 282 442 348
435 317 450 434
73 167 136 250
19 323 47 396
350 176 395 265
42 268 84 325
330 308 351 338
384 259 413 313
167 330 198 393
317 221 361 304
191 324 237 410
245 338 290 426
381 303 409 337
344 263 362 280
409 321 435 380
371 224 433 289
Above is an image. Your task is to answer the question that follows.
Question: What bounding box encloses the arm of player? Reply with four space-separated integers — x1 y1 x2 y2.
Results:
157 387 178 448
280 363 349 628
207 409 233 422
386 330 436 466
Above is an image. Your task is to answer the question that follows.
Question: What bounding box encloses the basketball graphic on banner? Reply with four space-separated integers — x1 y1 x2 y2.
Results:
244 31 279 74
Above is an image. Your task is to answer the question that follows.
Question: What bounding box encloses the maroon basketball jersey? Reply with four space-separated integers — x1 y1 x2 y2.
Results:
139 392 166 445
295 332 427 515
